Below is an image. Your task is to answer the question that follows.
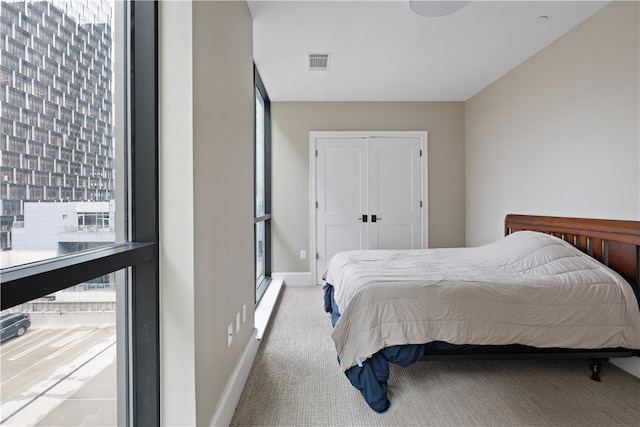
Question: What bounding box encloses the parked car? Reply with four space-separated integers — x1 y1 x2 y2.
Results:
0 312 31 342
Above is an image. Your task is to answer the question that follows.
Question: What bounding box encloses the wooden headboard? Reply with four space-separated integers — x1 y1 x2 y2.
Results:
505 214 640 287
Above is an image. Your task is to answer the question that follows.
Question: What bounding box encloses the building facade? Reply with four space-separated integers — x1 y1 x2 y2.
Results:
0 0 114 252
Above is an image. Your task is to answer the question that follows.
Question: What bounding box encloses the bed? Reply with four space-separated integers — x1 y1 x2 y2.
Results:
322 214 640 412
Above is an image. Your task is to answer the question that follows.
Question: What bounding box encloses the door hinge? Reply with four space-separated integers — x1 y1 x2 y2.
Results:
315 150 318 157
316 253 319 260
315 201 318 209
420 201 423 208
419 149 422 157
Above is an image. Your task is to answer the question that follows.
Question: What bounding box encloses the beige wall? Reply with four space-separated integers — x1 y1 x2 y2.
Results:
271 102 465 272
465 1 640 246
160 1 255 426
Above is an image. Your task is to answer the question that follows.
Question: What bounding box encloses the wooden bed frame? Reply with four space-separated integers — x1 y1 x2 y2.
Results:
421 214 640 380
504 214 640 287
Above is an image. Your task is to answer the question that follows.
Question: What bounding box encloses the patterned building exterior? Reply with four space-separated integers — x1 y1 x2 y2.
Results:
0 0 113 251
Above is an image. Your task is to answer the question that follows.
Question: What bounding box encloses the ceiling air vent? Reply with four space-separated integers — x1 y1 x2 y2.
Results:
308 53 330 71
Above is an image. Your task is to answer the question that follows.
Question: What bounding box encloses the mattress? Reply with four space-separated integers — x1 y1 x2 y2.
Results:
324 231 640 372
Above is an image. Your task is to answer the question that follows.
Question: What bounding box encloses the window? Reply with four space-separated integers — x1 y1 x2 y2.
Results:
1 1 158 425
254 67 271 304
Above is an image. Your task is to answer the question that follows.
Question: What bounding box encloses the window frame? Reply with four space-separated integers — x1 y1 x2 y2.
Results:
0 1 159 425
254 66 272 304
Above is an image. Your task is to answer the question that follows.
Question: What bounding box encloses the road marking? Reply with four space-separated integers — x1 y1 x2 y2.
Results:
1 340 116 425
46 328 108 360
0 327 45 350
8 326 77 361
1 351 47 387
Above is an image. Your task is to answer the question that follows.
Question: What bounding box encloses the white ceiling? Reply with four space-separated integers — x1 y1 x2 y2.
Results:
248 1 609 102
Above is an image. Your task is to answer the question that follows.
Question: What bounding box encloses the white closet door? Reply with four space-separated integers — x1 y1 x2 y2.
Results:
316 138 368 282
313 132 426 284
368 137 422 250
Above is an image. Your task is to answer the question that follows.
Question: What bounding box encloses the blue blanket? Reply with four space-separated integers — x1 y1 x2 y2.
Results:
324 284 425 412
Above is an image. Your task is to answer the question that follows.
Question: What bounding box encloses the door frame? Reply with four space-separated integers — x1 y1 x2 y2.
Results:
309 131 429 285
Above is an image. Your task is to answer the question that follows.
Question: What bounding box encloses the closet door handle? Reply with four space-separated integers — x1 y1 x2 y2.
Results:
358 215 368 222
371 215 382 222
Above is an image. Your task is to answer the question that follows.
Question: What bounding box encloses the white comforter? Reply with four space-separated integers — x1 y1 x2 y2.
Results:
324 231 640 371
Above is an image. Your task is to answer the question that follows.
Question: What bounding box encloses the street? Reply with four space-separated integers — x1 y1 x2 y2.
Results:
1 324 116 426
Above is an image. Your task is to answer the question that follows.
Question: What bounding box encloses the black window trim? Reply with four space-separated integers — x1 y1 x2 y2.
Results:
0 242 154 308
0 1 160 425
254 66 272 305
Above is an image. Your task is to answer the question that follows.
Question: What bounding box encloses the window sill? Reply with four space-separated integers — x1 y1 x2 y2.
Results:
254 278 283 340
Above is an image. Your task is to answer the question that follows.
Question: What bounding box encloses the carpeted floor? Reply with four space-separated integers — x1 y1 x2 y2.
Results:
230 286 640 426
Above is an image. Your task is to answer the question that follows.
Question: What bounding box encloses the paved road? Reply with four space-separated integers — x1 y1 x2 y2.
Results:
0 324 116 426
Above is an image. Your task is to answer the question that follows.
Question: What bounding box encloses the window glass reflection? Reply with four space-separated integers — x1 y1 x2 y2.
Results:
255 89 265 218
256 220 265 282
0 0 120 269
0 270 124 426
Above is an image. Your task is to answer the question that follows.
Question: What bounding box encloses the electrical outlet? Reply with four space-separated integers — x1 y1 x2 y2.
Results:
300 250 307 259
235 312 241 333
227 323 233 347
242 304 246 323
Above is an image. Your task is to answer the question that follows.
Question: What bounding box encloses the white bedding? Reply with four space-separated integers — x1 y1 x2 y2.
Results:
324 231 640 371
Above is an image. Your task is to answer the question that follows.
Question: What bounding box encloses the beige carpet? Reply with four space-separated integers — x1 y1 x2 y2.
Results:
230 286 640 426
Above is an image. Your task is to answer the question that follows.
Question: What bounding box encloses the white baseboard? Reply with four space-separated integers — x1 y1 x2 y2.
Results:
209 280 285 426
209 329 260 427
271 272 312 286
611 357 640 378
